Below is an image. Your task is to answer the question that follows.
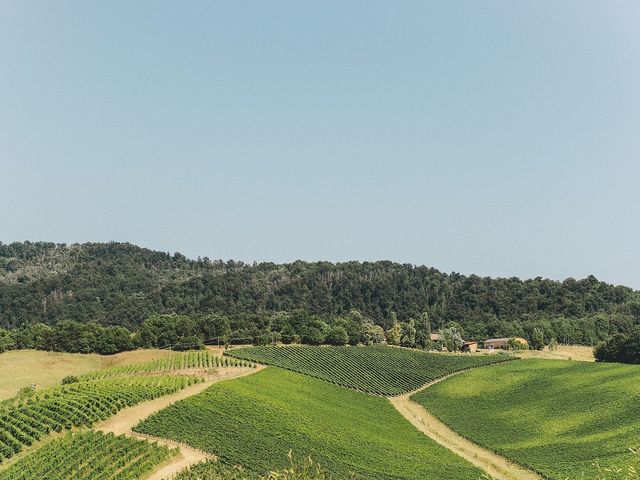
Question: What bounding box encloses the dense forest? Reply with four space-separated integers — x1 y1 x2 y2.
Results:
1 241 639 353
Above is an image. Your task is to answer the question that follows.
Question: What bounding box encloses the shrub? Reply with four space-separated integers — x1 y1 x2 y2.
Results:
61 375 79 385
172 336 205 351
595 328 640 364
325 327 349 346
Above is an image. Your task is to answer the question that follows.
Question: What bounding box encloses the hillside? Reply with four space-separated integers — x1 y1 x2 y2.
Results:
413 359 640 478
1 242 639 342
134 367 486 479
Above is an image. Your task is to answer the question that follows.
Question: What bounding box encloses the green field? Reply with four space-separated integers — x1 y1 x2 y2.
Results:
0 375 199 462
0 431 176 480
413 359 640 479
0 349 174 401
135 367 485 479
80 350 255 380
226 345 512 395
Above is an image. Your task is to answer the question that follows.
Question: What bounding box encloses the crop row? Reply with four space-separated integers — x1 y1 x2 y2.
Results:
0 375 199 463
81 350 255 381
0 430 176 480
226 345 512 396
135 368 484 479
175 460 257 479
412 359 640 479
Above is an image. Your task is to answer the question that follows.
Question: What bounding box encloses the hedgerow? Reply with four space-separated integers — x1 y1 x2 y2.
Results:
225 345 512 395
0 430 176 480
413 359 640 479
135 368 483 479
0 375 199 463
80 350 255 381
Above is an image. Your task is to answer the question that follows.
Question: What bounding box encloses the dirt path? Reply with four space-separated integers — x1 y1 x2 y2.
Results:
389 373 543 480
95 366 263 480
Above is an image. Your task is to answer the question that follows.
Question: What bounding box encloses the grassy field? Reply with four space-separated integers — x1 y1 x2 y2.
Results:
226 345 512 395
0 349 173 400
413 359 640 479
135 367 485 479
512 344 595 362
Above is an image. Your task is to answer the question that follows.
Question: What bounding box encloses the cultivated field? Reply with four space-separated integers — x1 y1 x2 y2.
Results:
226 345 512 395
1 344 633 480
135 367 486 479
80 350 255 380
0 349 173 400
413 359 640 479
0 431 176 480
0 375 199 462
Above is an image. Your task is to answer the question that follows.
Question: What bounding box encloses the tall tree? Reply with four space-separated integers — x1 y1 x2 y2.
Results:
415 312 432 349
385 312 401 346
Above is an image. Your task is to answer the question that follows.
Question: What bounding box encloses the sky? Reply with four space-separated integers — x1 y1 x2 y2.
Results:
1 1 639 288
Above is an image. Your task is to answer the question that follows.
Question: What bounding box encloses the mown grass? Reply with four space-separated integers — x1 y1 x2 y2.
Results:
413 359 640 479
135 367 485 479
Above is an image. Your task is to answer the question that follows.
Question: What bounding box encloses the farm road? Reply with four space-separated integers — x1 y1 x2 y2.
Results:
389 372 543 480
95 366 263 480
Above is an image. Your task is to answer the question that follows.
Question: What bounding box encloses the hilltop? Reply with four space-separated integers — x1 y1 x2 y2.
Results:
0 241 638 342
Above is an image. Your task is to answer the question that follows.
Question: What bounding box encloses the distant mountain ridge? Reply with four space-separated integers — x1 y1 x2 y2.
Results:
1 242 638 338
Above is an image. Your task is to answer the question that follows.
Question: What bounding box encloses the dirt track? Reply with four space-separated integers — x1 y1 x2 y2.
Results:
389 373 543 480
95 366 263 480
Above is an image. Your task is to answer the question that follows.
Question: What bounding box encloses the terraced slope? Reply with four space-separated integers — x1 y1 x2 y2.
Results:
135 367 485 479
0 431 176 480
226 345 512 395
413 359 640 479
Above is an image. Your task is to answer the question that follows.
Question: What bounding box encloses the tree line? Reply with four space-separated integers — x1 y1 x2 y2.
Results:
1 241 639 355
0 309 634 358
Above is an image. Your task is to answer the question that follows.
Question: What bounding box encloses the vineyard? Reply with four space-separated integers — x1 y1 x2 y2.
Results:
0 375 199 463
175 461 256 479
413 359 640 479
134 367 485 479
80 350 255 381
0 431 176 480
225 345 512 395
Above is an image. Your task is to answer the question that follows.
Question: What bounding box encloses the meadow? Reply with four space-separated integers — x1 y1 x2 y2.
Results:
135 367 485 479
413 359 640 479
226 345 512 395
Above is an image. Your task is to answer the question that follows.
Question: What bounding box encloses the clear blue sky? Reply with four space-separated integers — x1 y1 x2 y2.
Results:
1 1 639 287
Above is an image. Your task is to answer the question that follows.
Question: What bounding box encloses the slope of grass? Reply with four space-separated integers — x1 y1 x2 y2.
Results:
135 367 485 479
413 359 640 479
0 349 173 400
225 345 512 396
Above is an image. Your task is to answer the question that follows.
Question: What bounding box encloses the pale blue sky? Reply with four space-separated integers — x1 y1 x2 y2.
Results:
1 1 639 287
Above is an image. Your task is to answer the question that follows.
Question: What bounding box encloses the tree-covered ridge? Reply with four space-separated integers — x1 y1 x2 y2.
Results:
1 241 638 342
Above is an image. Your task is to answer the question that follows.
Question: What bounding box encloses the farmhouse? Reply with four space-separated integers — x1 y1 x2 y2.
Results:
461 341 478 353
484 337 528 350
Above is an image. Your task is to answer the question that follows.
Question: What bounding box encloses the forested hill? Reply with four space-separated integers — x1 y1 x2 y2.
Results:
1 241 639 341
